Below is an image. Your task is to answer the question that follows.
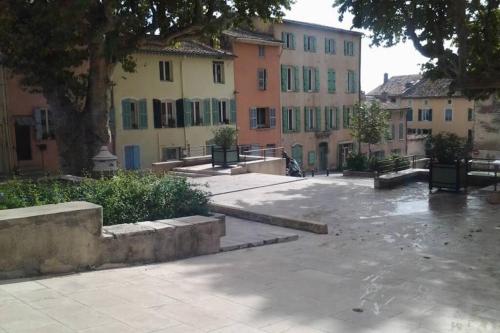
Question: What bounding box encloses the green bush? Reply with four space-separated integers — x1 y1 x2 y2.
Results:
427 132 467 164
367 156 380 171
0 172 210 225
346 153 368 171
212 126 238 149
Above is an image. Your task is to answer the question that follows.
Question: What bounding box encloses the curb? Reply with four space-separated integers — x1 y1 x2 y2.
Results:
210 204 328 234
221 234 299 252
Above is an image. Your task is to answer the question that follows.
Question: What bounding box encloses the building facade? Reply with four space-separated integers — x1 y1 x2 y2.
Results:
254 19 362 171
111 41 236 170
0 66 59 176
222 29 282 155
473 94 500 159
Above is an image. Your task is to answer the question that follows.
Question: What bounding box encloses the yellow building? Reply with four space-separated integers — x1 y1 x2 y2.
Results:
111 41 236 170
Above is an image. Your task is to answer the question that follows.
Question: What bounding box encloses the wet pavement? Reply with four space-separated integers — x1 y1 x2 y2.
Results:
1 174 499 332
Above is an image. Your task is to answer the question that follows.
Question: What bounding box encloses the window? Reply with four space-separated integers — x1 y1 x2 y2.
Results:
213 61 225 83
282 32 295 49
344 40 354 56
418 108 433 121
192 101 202 126
281 65 298 92
373 150 385 160
250 107 275 129
325 106 339 130
122 99 147 130
258 69 267 91
407 128 417 135
327 69 336 93
407 109 413 122
468 108 474 121
445 108 453 122
325 38 336 54
34 108 54 140
161 147 179 161
347 70 357 93
304 107 319 132
218 100 229 124
304 35 317 52
399 123 404 140
130 101 139 129
257 108 269 128
159 61 173 81
153 99 176 128
258 45 265 57
282 107 299 133
343 106 351 128
303 67 319 92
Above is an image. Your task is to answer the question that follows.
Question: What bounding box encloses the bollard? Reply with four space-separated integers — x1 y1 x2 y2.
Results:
311 169 315 177
326 169 329 176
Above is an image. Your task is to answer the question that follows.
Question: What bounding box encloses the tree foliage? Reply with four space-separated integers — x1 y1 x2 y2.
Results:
350 101 390 156
0 0 291 174
334 0 500 98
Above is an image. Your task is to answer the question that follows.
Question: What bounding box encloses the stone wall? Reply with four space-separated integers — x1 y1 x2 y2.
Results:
0 202 225 279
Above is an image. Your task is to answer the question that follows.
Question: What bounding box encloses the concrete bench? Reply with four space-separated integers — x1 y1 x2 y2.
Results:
374 169 429 189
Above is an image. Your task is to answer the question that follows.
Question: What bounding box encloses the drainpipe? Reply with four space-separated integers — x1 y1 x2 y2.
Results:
0 66 12 173
180 56 187 152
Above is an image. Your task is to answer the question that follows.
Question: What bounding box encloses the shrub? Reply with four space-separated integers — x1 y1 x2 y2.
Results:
427 132 467 164
367 156 380 171
0 172 210 225
212 126 238 149
346 153 367 171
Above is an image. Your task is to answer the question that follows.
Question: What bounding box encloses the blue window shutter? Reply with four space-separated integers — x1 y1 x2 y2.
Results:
270 108 276 128
282 107 288 133
250 108 257 129
133 146 140 169
293 66 300 92
212 98 220 124
315 107 321 130
203 98 211 126
281 65 287 92
295 107 301 132
138 99 148 129
33 108 43 140
121 99 132 130
314 67 320 92
230 99 237 124
184 99 192 127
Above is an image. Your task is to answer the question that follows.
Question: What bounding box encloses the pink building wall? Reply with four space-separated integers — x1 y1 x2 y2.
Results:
232 41 282 152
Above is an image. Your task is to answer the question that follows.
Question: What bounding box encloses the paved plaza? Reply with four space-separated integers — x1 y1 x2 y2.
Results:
1 174 500 332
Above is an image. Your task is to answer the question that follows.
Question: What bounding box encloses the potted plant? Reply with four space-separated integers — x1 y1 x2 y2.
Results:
211 126 239 168
428 132 469 191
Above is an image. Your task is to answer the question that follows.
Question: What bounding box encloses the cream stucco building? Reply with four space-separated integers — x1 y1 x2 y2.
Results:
111 41 236 170
254 19 362 171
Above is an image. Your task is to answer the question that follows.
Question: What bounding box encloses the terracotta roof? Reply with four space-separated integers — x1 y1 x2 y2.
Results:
282 19 363 36
364 96 410 111
402 78 461 98
223 28 281 44
138 40 234 58
368 74 422 97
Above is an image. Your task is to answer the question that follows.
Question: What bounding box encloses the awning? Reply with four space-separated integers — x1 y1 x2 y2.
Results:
15 117 34 126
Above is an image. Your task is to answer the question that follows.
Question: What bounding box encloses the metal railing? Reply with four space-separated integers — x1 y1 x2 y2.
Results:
182 145 214 158
375 155 423 178
240 146 285 163
468 157 499 191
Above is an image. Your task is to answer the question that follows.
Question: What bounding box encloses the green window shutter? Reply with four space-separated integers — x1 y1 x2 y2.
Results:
353 72 357 93
203 98 211 126
138 99 148 129
315 107 321 130
335 107 340 130
344 40 347 56
184 99 192 127
325 38 328 53
328 69 336 93
324 107 329 130
282 107 288 133
332 71 336 92
312 37 317 52
342 106 347 128
304 107 309 132
291 33 296 49
294 107 301 132
281 31 285 44
303 66 308 92
308 151 316 165
230 98 237 124
314 67 320 92
293 66 300 92
304 35 307 51
212 98 220 124
281 65 287 92
122 99 132 129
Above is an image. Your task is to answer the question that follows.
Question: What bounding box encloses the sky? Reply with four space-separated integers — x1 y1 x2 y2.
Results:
285 0 429 93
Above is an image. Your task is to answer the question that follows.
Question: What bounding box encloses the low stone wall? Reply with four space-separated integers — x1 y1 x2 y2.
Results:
0 202 225 279
241 157 285 176
151 160 184 173
374 169 429 189
342 170 376 178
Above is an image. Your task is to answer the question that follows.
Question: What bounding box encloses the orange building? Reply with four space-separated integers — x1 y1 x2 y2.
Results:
0 66 59 175
222 29 282 155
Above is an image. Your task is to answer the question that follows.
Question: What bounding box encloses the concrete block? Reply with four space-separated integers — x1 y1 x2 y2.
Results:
209 213 226 236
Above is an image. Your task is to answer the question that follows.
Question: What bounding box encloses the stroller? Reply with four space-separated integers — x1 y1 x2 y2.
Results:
283 152 303 177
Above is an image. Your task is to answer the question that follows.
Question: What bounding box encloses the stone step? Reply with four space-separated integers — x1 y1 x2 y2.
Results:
220 233 298 252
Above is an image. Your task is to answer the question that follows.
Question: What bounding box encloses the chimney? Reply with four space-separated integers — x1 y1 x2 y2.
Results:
383 73 389 84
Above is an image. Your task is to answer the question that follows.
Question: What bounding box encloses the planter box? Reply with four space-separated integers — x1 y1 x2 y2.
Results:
212 146 240 168
430 162 467 192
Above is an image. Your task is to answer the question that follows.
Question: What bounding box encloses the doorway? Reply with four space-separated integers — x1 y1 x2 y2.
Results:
338 143 353 169
15 123 32 161
318 142 328 171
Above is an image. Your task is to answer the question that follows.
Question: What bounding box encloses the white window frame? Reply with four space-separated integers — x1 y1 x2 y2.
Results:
213 61 225 84
306 107 315 130
283 32 294 49
326 107 336 130
159 61 173 82
305 35 315 52
192 100 202 126
422 108 432 121
258 45 265 57
156 99 176 128
444 108 453 122
305 67 315 92
326 38 335 54
258 68 267 91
